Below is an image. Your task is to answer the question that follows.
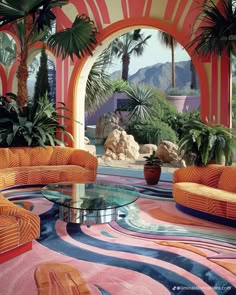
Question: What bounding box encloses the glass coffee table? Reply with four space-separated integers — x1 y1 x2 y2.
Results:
41 182 140 225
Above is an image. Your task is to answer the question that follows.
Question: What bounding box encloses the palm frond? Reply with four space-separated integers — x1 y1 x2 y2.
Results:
186 0 236 57
47 14 98 61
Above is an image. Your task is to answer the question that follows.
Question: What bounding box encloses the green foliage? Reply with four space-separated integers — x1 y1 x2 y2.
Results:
0 32 16 66
85 49 113 113
0 93 74 147
185 0 236 57
47 14 98 61
125 119 177 145
122 83 156 121
166 88 200 96
110 29 151 81
151 87 177 120
33 46 51 102
232 82 236 125
178 119 236 166
144 151 162 166
111 79 130 93
165 111 200 140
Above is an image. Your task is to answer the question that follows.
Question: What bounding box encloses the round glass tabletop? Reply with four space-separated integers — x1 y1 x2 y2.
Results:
41 182 140 210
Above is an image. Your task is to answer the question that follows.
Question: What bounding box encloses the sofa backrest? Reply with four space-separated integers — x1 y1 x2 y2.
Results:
0 146 75 168
174 164 224 188
218 166 236 193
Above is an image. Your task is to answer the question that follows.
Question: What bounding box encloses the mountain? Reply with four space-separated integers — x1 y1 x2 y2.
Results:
111 60 195 91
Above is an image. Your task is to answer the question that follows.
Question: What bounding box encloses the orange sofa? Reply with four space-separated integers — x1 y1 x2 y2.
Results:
0 146 98 189
173 165 236 226
0 146 98 263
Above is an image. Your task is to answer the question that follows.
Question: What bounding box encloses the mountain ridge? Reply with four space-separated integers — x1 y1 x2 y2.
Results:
111 60 195 91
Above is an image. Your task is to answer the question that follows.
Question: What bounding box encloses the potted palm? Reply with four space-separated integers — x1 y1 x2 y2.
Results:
178 119 236 166
143 151 163 185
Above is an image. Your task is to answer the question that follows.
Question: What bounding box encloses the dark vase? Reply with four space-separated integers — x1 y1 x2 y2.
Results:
144 165 161 185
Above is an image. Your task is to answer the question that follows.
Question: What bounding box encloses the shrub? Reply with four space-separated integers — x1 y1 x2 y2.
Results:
165 111 200 140
166 87 200 96
126 119 177 144
112 79 130 93
151 87 177 120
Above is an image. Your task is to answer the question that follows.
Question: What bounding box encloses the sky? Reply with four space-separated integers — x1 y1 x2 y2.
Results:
107 29 190 75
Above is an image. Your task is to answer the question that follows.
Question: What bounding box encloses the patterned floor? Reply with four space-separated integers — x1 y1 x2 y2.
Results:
1 175 236 295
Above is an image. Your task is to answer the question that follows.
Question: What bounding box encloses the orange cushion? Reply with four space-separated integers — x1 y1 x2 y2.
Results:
218 166 236 193
200 165 224 188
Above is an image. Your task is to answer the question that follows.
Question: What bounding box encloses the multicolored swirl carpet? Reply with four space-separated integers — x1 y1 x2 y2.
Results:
1 174 236 295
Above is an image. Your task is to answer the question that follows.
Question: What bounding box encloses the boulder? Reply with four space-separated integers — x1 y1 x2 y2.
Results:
95 112 123 143
156 141 183 164
139 144 157 154
103 129 139 161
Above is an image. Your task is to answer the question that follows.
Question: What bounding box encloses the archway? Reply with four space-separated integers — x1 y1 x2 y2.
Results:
69 17 209 148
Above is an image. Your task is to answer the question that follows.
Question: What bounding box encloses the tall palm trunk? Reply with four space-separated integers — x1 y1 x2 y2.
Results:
122 53 130 81
16 14 33 106
190 60 197 89
171 38 176 88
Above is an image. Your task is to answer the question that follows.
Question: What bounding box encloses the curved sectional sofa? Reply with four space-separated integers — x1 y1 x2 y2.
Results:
173 164 236 226
0 146 98 263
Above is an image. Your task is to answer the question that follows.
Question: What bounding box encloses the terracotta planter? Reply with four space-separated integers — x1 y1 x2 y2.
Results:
144 165 161 185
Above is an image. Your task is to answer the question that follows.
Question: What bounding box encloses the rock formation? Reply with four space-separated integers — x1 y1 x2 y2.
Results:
103 129 140 161
156 140 186 167
95 112 123 143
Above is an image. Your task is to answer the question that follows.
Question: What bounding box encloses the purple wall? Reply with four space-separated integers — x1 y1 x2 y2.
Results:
86 93 129 126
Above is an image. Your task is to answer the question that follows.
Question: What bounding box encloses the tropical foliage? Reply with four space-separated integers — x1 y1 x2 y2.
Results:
186 0 236 57
0 93 73 147
121 83 156 121
110 29 151 81
144 151 162 166
123 84 178 144
178 119 236 166
126 119 177 145
85 49 113 113
0 0 98 106
111 79 130 93
0 32 16 66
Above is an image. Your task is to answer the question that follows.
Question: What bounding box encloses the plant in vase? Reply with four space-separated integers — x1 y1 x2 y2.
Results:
143 151 163 185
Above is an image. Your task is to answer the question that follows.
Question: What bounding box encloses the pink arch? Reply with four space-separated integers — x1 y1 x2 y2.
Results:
68 17 210 142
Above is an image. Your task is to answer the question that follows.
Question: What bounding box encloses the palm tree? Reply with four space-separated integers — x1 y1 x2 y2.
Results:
185 0 236 57
85 49 113 113
110 29 151 81
190 60 197 90
158 31 178 88
0 0 98 106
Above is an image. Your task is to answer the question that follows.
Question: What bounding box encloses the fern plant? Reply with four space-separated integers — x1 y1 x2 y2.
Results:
0 93 74 147
178 119 236 166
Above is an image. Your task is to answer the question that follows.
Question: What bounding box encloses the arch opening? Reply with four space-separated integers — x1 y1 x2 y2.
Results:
70 18 205 148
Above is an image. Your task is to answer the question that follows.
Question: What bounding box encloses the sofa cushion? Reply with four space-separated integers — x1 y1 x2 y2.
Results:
174 182 236 202
218 166 236 193
174 182 236 219
200 165 224 188
0 165 95 188
173 165 224 188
